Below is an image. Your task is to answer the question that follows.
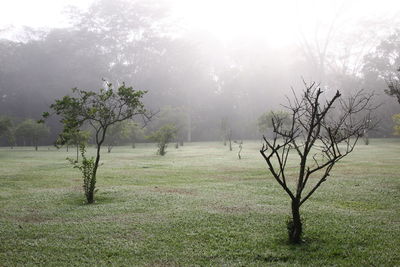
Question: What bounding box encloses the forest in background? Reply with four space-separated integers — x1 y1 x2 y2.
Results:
1 0 400 146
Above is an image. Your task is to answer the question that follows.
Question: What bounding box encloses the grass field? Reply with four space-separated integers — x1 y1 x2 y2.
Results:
0 139 399 266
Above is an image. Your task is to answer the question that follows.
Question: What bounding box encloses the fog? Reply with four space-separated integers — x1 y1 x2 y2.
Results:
1 0 400 145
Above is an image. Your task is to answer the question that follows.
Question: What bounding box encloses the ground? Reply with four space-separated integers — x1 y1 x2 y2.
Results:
0 140 399 266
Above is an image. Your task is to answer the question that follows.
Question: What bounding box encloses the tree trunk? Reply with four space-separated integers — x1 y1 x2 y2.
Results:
87 128 106 204
187 113 192 143
364 129 369 145
76 144 79 162
289 199 302 244
87 144 101 204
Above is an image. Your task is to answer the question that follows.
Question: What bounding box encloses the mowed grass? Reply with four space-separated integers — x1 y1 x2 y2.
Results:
0 139 399 266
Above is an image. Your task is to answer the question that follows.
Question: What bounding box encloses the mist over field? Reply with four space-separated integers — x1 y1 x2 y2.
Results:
1 0 400 266
0 0 399 144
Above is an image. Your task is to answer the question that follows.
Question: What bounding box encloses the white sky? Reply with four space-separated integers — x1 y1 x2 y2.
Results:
0 0 94 29
0 0 399 45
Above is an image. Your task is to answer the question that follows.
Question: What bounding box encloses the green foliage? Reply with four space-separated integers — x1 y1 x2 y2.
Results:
43 83 147 137
257 110 291 135
15 119 50 150
0 116 15 147
68 144 96 203
125 121 144 148
105 121 131 152
0 116 12 136
392 113 400 135
150 106 187 145
43 82 148 203
56 129 91 148
148 124 177 156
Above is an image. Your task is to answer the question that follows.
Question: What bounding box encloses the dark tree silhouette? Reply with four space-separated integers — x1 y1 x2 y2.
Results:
260 82 374 244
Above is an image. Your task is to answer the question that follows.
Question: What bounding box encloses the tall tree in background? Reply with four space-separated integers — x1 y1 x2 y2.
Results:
105 121 130 153
362 30 400 135
74 0 170 83
0 116 15 148
15 119 50 150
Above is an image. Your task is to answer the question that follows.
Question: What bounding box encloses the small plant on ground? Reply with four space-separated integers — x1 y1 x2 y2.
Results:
68 144 96 202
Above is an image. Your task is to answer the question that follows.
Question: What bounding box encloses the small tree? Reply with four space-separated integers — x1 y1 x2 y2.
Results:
0 116 15 148
105 121 129 153
42 82 150 204
260 82 374 244
0 116 12 136
68 144 96 203
148 124 177 156
392 113 400 135
258 110 291 137
234 140 243 159
15 119 50 150
220 118 229 146
125 121 143 149
149 106 187 148
385 67 400 103
56 129 91 162
227 128 233 151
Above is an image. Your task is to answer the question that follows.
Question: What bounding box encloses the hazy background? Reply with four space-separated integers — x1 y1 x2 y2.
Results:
1 0 400 144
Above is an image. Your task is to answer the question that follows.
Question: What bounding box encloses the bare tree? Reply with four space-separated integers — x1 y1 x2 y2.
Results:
234 140 243 159
260 82 374 244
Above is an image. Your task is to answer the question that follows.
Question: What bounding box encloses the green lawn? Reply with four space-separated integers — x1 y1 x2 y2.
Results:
0 140 399 266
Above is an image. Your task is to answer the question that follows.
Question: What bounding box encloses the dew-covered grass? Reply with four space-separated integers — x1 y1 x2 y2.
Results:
0 139 399 266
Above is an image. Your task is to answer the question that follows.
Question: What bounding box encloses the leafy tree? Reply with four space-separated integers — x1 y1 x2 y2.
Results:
125 121 144 148
260 82 374 244
0 116 11 136
386 68 400 104
105 122 130 153
0 116 16 148
392 113 400 135
57 129 91 161
42 82 150 204
362 31 400 135
150 106 188 148
148 124 177 156
257 110 291 136
15 119 50 150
